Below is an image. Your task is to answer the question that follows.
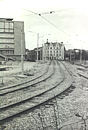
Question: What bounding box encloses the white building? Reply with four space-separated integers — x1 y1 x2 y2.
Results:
0 18 25 61
43 41 65 60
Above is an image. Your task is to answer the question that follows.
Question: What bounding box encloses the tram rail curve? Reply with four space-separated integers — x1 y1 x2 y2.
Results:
78 73 88 79
0 61 73 124
0 61 55 96
0 61 52 91
0 60 56 107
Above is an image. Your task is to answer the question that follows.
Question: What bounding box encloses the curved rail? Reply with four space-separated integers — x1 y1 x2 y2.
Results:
0 60 73 124
77 73 88 79
0 61 51 91
0 61 55 96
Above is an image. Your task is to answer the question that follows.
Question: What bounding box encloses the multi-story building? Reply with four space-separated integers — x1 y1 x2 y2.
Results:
43 41 65 60
0 18 25 61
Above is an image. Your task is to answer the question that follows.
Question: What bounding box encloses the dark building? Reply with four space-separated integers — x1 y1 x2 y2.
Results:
25 47 42 61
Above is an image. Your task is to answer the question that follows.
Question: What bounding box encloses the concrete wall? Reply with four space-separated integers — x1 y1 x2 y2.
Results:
14 21 25 56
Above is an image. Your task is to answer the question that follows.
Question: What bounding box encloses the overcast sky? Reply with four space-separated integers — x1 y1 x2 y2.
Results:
0 0 88 50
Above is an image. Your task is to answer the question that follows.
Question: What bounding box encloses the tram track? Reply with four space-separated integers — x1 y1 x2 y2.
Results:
0 61 51 91
0 60 56 107
77 73 88 79
0 61 56 106
0 61 55 96
0 60 73 124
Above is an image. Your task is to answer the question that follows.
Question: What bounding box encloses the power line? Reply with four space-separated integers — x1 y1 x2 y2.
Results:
38 11 55 16
23 9 71 38
23 9 82 46
23 9 55 16
39 15 69 36
21 9 87 49
39 14 86 47
23 9 38 15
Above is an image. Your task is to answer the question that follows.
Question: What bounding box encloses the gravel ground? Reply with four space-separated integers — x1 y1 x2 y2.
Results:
0 61 48 87
0 64 55 107
0 61 88 130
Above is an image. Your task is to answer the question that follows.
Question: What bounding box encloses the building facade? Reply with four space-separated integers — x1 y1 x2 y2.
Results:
0 18 25 60
43 41 65 60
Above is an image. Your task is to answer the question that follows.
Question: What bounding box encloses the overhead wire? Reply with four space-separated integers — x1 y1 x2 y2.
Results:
39 11 85 48
22 9 88 50
23 8 71 38
39 14 69 36
23 9 38 15
23 9 83 48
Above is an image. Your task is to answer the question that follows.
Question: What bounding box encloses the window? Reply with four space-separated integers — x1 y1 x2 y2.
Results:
10 23 13 29
0 29 4 32
0 22 4 28
7 50 14 55
5 22 14 32
59 53 61 56
5 22 9 28
0 39 14 43
5 29 9 32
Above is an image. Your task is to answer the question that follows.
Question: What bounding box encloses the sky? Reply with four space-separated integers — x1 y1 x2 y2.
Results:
0 0 88 50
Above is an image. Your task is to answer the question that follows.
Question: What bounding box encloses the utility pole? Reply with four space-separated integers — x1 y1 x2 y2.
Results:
70 50 71 62
80 49 82 64
21 29 24 74
1 71 4 85
37 33 39 61
42 44 44 61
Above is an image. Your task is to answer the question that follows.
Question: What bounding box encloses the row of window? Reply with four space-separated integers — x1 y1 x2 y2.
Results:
0 50 14 55
47 54 61 56
0 33 14 38
0 39 14 43
0 22 13 29
0 28 14 33
46 47 60 50
46 50 61 53
0 21 14 32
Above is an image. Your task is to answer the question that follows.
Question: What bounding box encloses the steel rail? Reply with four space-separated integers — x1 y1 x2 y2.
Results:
0 61 51 91
0 61 55 96
75 63 88 68
77 73 88 79
0 61 59 111
0 61 73 124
